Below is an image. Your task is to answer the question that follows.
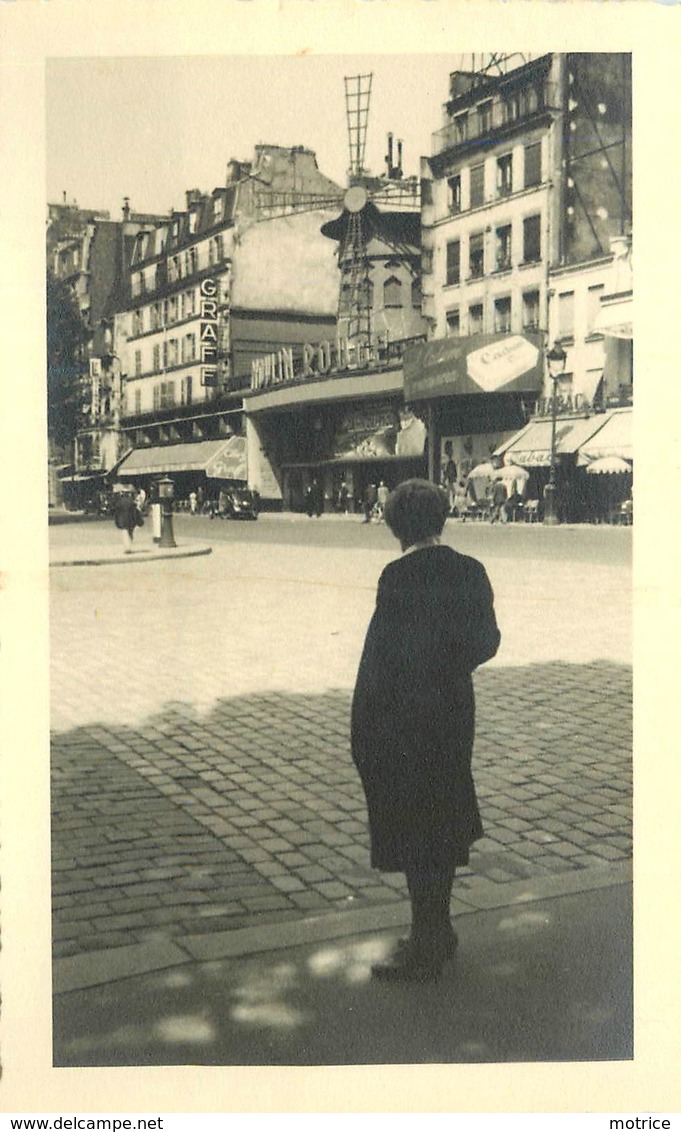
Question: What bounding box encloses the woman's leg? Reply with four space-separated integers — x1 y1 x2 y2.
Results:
371 868 457 981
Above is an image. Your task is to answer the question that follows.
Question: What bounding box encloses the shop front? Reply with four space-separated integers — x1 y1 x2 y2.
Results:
403 331 545 492
244 346 429 512
114 435 247 509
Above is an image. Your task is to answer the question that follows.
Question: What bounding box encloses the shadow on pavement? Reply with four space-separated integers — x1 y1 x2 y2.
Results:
51 660 632 1066
53 884 632 1066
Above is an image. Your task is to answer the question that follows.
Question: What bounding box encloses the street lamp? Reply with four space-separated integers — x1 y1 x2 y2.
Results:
157 476 177 548
543 340 568 525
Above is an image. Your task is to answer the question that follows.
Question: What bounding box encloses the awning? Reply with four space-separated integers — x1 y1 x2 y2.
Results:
577 408 632 463
496 414 615 468
116 437 247 480
403 331 544 402
594 297 633 339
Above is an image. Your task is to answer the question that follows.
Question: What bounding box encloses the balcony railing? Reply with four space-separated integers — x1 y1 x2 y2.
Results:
431 81 557 157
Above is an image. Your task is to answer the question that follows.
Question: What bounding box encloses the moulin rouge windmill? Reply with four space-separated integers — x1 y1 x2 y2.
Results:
253 73 422 348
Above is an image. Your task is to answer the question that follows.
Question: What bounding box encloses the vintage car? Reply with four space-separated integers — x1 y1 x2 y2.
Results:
219 486 260 520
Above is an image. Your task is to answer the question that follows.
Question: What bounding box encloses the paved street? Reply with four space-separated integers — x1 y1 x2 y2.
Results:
50 516 632 970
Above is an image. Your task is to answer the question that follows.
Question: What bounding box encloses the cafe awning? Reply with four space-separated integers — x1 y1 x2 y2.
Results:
403 331 544 402
496 414 615 468
577 408 632 464
116 436 247 480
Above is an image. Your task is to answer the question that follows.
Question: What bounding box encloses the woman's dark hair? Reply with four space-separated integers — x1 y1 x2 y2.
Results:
383 479 450 547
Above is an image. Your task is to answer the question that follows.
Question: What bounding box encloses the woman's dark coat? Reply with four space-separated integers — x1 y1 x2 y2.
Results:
351 545 500 873
113 493 138 535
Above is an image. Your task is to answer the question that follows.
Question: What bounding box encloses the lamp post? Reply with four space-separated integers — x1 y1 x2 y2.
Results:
543 340 568 526
157 476 177 548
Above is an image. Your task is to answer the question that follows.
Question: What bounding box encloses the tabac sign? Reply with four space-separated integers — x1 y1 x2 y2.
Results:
403 331 544 402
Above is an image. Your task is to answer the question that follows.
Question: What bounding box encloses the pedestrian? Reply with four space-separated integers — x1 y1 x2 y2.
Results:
377 480 389 519
338 479 349 514
351 479 500 982
113 485 140 554
490 478 508 524
189 490 198 515
305 481 316 518
363 482 377 523
313 478 324 518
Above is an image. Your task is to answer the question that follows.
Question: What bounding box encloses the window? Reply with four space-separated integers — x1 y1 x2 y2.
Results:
469 232 485 278
132 309 143 335
446 308 460 337
131 274 141 298
497 153 513 197
150 302 162 331
454 112 468 143
134 349 142 376
523 214 541 263
167 295 178 323
188 247 198 274
446 240 460 286
524 142 542 188
495 224 512 271
189 211 198 234
213 196 224 222
134 389 141 415
181 375 193 405
522 289 540 330
213 235 224 262
470 163 485 208
503 92 520 124
384 276 402 308
185 288 195 315
153 381 176 410
208 239 215 266
167 339 178 367
478 100 493 134
422 248 434 276
469 303 484 335
587 284 605 334
421 179 433 206
411 278 422 309
152 344 161 371
184 333 196 361
162 341 168 369
494 296 512 334
447 175 461 214
558 291 575 338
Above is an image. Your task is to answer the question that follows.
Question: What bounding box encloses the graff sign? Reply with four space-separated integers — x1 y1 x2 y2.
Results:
251 334 390 390
200 277 219 388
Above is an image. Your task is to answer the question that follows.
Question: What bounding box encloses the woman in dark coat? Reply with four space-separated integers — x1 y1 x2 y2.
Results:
351 478 500 982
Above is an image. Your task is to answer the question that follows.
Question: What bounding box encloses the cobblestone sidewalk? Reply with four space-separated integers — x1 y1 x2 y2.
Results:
52 660 632 960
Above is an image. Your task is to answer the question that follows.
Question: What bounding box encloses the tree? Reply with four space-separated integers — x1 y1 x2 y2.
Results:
46 270 88 452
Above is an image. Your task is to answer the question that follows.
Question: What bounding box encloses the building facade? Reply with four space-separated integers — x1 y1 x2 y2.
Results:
113 146 342 502
407 52 632 517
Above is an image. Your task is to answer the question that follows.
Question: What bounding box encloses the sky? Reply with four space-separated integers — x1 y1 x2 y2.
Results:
45 54 471 219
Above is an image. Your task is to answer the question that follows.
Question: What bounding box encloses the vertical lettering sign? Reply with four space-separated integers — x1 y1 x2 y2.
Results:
200 277 219 387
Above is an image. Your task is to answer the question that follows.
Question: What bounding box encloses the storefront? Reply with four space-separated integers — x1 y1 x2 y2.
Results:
244 339 429 512
114 435 247 506
403 331 544 490
495 406 632 522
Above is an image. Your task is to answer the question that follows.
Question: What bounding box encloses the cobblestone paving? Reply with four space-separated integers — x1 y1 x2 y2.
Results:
51 661 632 959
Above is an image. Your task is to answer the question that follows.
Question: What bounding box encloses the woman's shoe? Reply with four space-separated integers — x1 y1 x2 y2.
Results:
371 937 455 983
395 930 459 959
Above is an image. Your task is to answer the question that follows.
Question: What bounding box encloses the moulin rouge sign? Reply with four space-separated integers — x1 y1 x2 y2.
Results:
250 334 390 391
200 277 219 387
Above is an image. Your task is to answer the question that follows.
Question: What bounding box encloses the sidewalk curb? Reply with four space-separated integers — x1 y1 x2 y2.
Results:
53 861 631 995
50 541 213 568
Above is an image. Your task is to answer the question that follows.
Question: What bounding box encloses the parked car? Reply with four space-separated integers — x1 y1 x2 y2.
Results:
221 486 260 520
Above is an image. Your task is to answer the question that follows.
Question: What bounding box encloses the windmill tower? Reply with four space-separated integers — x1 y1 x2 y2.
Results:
252 73 422 350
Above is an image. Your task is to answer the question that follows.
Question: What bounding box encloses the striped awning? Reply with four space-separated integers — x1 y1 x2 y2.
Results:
116 436 246 480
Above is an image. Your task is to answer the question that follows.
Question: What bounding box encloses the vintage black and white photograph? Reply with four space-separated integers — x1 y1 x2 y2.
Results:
41 47 637 1073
